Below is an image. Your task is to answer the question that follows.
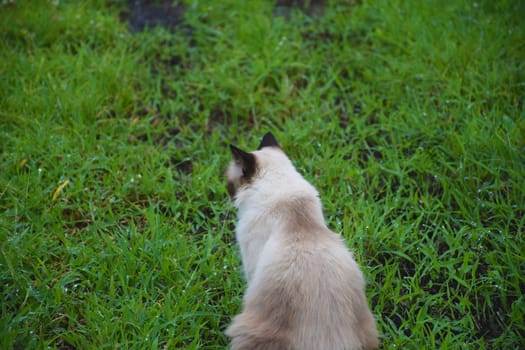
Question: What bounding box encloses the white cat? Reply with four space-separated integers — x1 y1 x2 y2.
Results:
225 132 379 350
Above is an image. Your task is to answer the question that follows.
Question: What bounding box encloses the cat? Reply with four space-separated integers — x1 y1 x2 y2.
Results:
225 132 379 350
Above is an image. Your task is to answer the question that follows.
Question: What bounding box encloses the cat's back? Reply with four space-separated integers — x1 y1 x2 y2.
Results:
236 228 379 350
268 226 366 303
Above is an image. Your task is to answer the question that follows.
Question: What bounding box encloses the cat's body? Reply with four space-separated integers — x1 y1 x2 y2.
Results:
225 133 379 350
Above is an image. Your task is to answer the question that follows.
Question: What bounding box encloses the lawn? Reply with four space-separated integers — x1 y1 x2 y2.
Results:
1 0 524 349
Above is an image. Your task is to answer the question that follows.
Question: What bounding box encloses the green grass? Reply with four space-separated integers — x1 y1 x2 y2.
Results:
1 0 524 348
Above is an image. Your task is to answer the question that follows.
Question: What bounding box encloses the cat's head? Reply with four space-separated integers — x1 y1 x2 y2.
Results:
226 132 285 199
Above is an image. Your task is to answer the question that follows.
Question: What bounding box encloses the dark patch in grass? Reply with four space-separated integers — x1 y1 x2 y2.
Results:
149 125 183 148
202 107 257 136
333 95 362 130
473 301 507 340
362 135 384 162
155 201 174 217
171 158 192 174
120 0 186 33
130 110 180 140
207 108 228 133
221 217 236 243
274 0 325 18
61 207 92 231
49 315 81 350
196 204 214 222
426 173 445 199
153 53 183 74
303 27 367 49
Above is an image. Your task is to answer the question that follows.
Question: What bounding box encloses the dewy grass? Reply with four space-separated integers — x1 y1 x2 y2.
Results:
1 0 524 349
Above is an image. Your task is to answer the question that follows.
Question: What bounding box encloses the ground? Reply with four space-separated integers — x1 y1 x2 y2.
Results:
0 0 524 349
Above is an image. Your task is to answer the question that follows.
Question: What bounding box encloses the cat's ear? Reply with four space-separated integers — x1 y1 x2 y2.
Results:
230 144 256 179
257 132 280 150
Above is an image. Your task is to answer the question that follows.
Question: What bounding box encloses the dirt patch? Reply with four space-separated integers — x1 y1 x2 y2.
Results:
121 0 325 33
274 0 325 18
120 0 186 33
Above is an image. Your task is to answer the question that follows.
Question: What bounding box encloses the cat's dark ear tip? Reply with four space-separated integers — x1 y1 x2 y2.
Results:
230 144 253 164
258 132 280 150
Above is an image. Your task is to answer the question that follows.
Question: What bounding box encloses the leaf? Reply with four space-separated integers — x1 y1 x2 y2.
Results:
52 179 70 201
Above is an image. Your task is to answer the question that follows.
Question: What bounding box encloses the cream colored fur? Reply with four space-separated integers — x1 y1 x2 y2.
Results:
226 146 379 350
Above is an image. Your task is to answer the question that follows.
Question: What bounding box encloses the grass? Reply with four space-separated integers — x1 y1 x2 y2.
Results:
1 0 524 348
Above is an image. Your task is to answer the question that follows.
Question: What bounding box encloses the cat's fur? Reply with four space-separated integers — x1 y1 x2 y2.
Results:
225 132 379 350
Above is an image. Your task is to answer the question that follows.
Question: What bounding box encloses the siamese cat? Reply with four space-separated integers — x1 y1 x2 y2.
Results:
225 132 379 350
